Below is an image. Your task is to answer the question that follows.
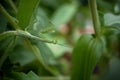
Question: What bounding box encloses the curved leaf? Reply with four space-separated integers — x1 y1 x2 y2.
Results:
12 71 40 80
30 41 59 76
52 3 78 29
104 13 120 34
104 13 120 26
71 34 105 80
27 7 54 35
9 38 36 66
17 0 40 29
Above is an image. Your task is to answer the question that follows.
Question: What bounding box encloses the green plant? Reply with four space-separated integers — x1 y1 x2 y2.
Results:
0 0 59 79
71 0 105 80
72 0 120 80
0 0 120 80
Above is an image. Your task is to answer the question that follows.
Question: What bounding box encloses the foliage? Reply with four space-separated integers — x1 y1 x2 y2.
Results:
0 0 120 80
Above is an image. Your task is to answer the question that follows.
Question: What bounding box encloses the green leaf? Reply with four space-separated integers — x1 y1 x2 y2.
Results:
12 71 40 80
104 13 120 26
17 0 40 29
9 38 35 66
0 36 15 68
104 24 120 36
102 13 120 35
27 7 54 35
26 71 40 80
30 41 59 76
35 41 56 65
9 38 58 76
71 34 105 80
52 3 78 29
0 34 14 51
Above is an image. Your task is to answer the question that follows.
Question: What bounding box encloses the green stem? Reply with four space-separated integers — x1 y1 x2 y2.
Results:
0 31 16 41
7 0 18 13
0 4 19 29
24 39 58 76
89 0 101 37
0 30 57 74
0 4 57 75
0 37 16 68
0 30 56 44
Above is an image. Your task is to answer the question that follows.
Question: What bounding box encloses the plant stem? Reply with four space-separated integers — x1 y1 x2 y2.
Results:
0 4 57 75
0 37 16 68
0 31 16 41
0 4 19 29
7 0 18 13
88 0 101 37
0 30 56 44
24 39 58 76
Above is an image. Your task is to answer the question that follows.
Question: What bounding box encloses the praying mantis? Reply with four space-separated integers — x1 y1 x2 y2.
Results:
0 29 57 44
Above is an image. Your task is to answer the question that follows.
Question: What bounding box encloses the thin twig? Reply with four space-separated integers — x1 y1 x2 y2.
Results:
89 0 101 37
7 0 17 13
0 4 19 29
0 30 56 44
0 37 16 68
0 3 58 75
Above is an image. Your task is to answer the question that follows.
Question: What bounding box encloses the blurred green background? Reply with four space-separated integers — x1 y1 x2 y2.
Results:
1 0 120 80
